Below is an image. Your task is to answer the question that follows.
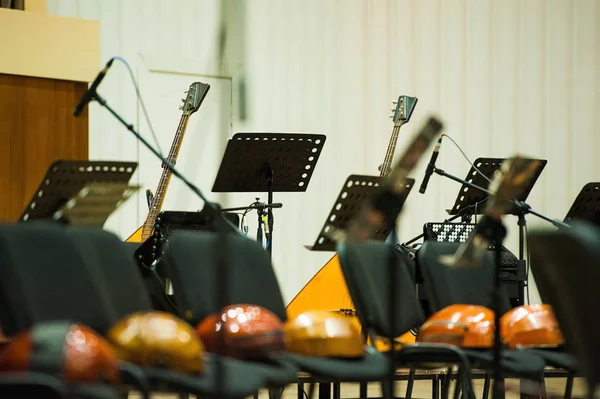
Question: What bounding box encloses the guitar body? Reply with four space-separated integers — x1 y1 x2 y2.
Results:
286 95 419 349
125 227 143 243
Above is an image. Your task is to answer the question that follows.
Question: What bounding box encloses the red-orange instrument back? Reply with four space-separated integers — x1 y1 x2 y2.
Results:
417 304 494 348
196 304 286 360
0 322 119 383
500 304 564 348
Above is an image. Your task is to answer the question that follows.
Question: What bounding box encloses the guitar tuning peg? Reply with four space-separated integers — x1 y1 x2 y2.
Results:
392 101 397 104
178 105 183 110
389 114 394 119
184 90 188 93
391 109 396 112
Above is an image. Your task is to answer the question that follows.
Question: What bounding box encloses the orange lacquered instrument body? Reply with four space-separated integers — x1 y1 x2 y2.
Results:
500 304 564 348
417 304 494 348
284 310 365 358
107 311 204 374
0 323 119 383
196 304 286 360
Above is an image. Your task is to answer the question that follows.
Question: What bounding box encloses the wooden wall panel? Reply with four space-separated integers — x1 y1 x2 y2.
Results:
0 73 88 222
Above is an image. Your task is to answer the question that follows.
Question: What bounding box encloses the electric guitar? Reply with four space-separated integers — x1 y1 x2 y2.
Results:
126 82 210 243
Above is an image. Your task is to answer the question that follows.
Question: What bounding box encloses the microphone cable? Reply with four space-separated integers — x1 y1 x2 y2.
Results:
108 57 165 162
439 133 492 183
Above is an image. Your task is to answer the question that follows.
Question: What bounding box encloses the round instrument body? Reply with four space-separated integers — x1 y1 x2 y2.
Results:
284 310 365 358
106 311 204 374
0 322 119 383
417 304 494 348
196 304 286 360
501 304 564 348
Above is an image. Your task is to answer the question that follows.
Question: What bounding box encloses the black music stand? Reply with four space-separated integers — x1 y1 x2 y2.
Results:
307 175 415 251
19 160 138 226
563 182 600 227
447 157 547 216
212 132 326 256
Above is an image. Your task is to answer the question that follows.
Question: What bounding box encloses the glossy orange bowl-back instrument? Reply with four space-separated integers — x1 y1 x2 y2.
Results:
284 310 365 358
196 304 286 360
417 304 494 348
0 322 119 383
500 304 564 348
106 311 204 374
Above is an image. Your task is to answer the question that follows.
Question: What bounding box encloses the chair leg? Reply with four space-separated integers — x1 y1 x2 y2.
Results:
298 382 305 399
494 377 506 399
359 381 368 398
564 371 574 399
333 382 341 399
405 367 416 399
432 374 440 399
452 370 461 399
269 387 285 399
441 367 452 399
308 382 316 399
380 379 392 399
482 373 491 399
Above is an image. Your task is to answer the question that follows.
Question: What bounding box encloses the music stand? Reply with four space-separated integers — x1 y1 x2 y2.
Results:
19 160 138 224
447 157 547 216
307 175 415 251
563 182 600 227
212 132 326 256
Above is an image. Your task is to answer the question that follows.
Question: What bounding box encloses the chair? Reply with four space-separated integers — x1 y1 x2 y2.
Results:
157 230 390 399
0 222 126 399
65 225 271 399
338 239 476 399
0 222 266 399
417 241 573 395
528 221 600 396
68 226 293 398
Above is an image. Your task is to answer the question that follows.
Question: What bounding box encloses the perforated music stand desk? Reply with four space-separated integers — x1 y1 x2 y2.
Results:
306 175 415 252
19 160 138 226
212 132 326 195
212 132 326 256
563 182 600 227
447 157 547 216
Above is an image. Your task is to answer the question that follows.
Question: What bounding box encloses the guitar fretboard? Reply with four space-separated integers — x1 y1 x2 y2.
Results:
380 124 403 177
141 114 191 240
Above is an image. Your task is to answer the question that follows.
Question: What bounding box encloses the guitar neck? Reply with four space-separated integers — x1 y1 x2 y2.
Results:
141 114 191 240
380 123 403 177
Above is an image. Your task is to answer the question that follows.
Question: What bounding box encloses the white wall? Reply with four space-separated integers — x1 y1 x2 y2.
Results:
48 0 600 305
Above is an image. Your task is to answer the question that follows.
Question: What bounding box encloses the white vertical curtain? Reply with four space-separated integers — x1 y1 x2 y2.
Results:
48 0 600 304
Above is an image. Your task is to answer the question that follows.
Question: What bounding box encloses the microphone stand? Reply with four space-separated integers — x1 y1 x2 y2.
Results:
81 90 236 398
220 202 283 249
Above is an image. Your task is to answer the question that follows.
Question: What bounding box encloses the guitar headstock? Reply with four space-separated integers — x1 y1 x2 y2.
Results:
179 82 210 116
390 95 418 126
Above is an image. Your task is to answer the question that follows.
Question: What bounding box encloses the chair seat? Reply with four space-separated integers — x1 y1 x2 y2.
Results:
143 354 265 398
462 349 546 377
283 346 388 381
242 355 299 387
527 349 579 372
67 384 122 399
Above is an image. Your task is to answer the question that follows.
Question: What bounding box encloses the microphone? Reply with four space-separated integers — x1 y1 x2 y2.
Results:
419 135 443 194
73 58 115 117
